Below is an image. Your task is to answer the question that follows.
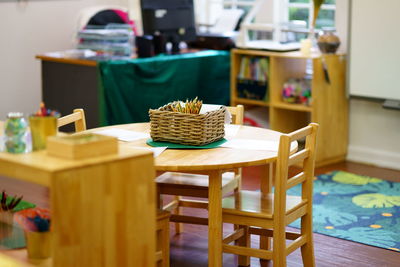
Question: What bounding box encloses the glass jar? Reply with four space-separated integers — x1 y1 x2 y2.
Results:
4 112 32 153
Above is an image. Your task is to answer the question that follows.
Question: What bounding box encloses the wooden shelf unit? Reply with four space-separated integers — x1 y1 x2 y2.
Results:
0 146 156 267
230 48 348 166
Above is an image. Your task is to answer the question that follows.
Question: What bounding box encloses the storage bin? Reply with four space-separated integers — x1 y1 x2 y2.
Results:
237 79 268 101
149 102 226 146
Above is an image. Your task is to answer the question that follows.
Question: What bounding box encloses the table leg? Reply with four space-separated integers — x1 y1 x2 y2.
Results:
260 163 273 194
260 163 273 262
208 170 222 267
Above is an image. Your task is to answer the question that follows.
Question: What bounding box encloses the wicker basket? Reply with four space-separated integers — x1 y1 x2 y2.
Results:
149 102 226 146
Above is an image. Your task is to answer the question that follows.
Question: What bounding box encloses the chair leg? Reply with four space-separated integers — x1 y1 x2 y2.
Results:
156 228 163 267
156 215 170 267
173 196 183 234
233 184 241 246
161 219 170 267
157 187 163 209
237 225 250 266
300 214 315 267
272 226 287 267
260 163 273 265
259 234 271 265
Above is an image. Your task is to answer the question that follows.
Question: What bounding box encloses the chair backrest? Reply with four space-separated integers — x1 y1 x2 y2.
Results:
226 105 244 125
57 109 87 132
273 123 319 222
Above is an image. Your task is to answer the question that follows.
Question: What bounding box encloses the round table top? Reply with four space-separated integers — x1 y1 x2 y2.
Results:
91 123 297 172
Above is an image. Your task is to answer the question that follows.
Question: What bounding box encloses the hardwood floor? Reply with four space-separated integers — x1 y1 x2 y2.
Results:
168 161 400 267
1 161 399 266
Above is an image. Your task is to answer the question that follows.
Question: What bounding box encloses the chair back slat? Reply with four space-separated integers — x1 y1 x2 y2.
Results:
226 105 244 125
57 109 87 132
287 125 313 142
57 112 81 127
286 172 306 189
288 149 310 167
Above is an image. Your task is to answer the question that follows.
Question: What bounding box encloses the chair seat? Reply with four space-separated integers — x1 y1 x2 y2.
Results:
156 172 236 189
222 190 305 219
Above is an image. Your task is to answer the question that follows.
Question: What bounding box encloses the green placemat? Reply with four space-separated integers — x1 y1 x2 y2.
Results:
146 138 227 149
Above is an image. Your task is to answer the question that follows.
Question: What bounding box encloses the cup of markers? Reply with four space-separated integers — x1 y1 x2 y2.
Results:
15 207 51 259
29 103 60 151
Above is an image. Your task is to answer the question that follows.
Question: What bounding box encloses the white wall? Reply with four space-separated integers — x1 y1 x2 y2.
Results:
335 0 348 53
0 0 127 119
348 99 400 170
341 0 400 170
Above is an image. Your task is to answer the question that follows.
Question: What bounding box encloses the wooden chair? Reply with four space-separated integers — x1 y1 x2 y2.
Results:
156 210 170 267
57 108 86 132
156 105 244 232
221 123 319 266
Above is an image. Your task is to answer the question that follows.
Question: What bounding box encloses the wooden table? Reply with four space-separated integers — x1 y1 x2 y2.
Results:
91 123 296 267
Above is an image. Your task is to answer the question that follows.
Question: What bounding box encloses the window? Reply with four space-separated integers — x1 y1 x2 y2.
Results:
286 0 336 29
196 0 337 42
208 0 336 30
222 0 255 12
195 0 256 33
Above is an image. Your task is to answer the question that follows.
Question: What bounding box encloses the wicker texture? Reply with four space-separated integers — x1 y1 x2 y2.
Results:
149 102 226 146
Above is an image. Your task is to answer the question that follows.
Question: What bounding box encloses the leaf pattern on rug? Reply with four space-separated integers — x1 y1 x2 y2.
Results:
312 205 358 226
313 179 366 195
363 181 400 195
289 171 400 252
332 171 382 185
353 193 400 208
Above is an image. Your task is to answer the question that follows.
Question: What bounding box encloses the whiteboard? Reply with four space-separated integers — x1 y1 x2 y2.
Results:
349 0 400 101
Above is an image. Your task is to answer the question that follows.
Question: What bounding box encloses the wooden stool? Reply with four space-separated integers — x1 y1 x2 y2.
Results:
156 210 170 267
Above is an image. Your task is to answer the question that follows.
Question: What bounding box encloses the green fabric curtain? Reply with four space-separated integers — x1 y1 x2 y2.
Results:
98 50 230 125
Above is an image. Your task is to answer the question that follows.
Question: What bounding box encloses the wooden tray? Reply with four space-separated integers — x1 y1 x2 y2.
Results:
47 133 118 159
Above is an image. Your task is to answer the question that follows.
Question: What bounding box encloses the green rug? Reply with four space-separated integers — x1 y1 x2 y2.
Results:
289 171 400 252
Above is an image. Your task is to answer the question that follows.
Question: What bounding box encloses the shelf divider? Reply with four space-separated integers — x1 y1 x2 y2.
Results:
234 97 269 107
271 102 312 112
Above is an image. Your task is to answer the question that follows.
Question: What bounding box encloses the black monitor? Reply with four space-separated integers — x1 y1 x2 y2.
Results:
141 0 197 53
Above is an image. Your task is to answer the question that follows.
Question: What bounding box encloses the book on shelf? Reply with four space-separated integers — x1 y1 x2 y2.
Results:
236 56 269 101
238 56 269 83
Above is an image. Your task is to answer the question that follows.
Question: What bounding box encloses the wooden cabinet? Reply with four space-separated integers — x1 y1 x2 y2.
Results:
230 48 348 166
0 147 156 267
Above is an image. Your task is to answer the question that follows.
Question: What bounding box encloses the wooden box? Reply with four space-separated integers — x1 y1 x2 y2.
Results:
46 133 118 159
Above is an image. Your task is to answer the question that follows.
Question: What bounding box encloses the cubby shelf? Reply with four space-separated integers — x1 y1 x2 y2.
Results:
272 102 313 112
230 48 348 167
235 97 269 107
